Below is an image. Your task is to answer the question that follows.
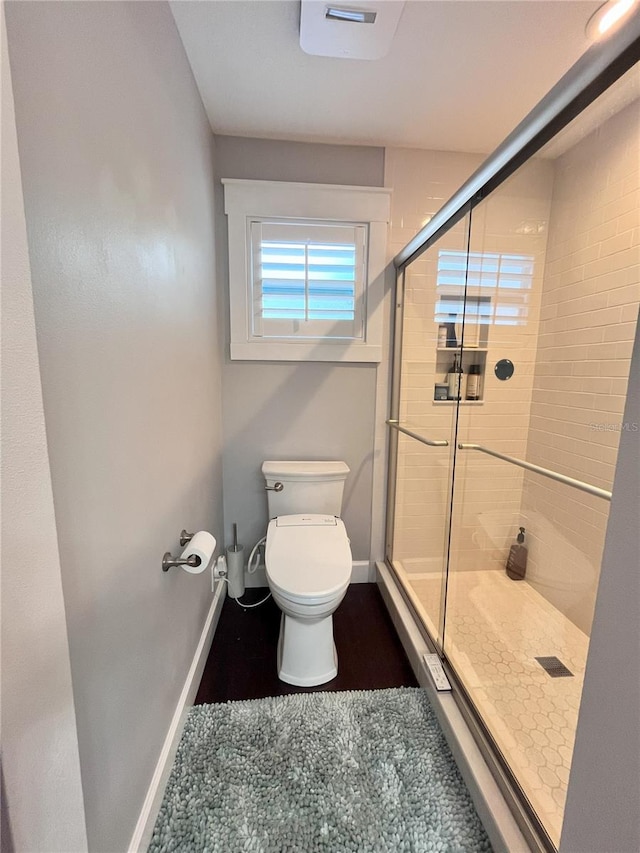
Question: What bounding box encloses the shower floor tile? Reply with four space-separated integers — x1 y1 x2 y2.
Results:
401 567 589 848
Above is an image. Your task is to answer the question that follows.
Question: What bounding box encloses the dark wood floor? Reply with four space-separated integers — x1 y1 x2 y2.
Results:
195 583 418 704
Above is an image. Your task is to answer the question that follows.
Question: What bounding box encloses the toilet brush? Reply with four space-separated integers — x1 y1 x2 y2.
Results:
226 523 245 599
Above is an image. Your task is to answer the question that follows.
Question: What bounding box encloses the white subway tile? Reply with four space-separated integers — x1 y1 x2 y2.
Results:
598 229 635 258
606 281 640 308
603 321 638 343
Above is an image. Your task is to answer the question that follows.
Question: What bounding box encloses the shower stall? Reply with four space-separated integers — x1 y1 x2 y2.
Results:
384 23 639 853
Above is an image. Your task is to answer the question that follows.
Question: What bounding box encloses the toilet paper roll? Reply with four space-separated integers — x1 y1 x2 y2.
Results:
180 531 216 574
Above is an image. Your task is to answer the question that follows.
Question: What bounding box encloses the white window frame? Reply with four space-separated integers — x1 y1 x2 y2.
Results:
223 179 391 362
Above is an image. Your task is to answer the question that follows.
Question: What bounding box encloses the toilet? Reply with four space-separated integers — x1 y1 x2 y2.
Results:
262 461 352 686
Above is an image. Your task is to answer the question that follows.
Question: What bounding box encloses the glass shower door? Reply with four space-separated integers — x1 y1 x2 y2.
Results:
386 61 639 851
387 216 471 648
443 76 639 847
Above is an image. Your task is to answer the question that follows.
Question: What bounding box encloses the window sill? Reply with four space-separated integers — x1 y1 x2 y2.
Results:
230 341 382 363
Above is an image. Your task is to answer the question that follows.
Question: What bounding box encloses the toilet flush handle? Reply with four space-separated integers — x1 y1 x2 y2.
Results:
264 482 284 492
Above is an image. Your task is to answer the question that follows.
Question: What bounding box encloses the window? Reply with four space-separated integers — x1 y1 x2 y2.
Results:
436 249 534 327
223 180 391 361
251 219 366 339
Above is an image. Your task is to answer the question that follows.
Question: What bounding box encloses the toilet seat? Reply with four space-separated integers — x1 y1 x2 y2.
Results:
265 514 352 602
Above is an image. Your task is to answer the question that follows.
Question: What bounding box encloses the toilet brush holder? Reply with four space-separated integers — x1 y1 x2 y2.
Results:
226 545 245 599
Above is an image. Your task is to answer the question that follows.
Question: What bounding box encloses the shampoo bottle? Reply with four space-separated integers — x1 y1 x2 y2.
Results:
447 353 463 400
505 527 527 580
465 364 481 401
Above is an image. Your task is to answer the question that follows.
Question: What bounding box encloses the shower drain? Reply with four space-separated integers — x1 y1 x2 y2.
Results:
535 656 574 678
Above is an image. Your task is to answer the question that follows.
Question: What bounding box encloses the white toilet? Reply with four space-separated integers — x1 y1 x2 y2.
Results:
262 461 352 687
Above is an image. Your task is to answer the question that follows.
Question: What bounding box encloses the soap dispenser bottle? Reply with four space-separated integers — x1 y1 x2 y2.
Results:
506 527 527 580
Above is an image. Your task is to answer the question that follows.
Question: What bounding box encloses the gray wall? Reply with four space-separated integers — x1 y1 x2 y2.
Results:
560 309 640 853
214 135 385 560
6 3 224 850
1 8 87 849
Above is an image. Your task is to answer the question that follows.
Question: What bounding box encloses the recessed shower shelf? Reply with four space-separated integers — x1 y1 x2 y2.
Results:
436 345 488 403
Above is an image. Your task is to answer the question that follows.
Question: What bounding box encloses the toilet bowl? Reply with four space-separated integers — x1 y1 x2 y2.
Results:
265 514 352 686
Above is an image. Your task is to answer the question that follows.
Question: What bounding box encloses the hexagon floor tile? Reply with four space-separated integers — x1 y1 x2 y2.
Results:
397 567 589 848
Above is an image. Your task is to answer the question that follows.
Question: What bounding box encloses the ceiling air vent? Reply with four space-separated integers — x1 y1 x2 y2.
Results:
325 7 377 24
300 0 406 60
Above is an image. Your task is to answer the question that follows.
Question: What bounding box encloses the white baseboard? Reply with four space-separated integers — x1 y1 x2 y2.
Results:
244 560 374 589
350 560 375 583
128 582 227 853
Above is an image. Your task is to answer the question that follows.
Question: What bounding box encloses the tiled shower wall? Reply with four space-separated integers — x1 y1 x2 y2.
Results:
522 99 640 634
453 161 553 573
387 95 638 630
385 148 482 573
385 147 554 573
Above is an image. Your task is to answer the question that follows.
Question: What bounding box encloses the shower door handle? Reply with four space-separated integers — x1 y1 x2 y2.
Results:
386 420 449 447
457 443 612 501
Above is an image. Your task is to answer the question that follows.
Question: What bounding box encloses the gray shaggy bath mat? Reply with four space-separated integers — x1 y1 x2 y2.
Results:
150 687 492 852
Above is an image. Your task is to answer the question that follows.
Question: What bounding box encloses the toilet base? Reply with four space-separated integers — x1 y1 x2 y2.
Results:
277 612 338 687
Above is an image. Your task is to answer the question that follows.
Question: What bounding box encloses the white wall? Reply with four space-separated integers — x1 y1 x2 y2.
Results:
5 3 224 850
214 135 385 563
1 8 87 850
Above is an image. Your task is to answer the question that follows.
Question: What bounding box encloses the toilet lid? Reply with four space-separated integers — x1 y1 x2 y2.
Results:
266 515 352 599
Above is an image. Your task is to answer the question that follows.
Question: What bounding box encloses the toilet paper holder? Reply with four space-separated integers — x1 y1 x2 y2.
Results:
162 552 201 572
162 530 198 572
180 529 195 546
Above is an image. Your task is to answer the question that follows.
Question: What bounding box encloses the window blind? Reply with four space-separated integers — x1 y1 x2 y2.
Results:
250 220 367 340
260 241 357 321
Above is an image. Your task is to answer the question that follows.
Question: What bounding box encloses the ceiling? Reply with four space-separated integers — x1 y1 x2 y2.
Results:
170 0 602 154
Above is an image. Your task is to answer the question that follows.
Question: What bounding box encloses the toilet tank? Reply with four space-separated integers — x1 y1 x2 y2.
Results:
262 461 349 518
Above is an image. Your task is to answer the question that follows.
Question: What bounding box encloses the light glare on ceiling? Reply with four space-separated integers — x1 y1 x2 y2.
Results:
586 0 638 40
